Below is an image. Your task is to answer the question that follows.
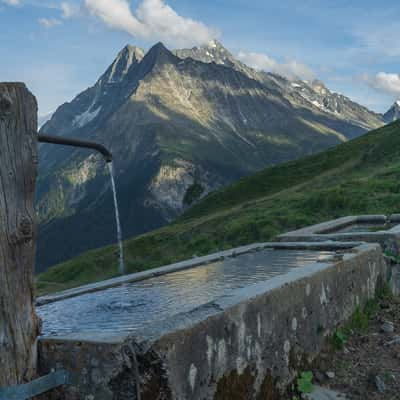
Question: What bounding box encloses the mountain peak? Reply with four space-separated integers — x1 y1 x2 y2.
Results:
174 39 237 67
136 42 178 76
384 100 400 123
148 42 170 55
206 39 224 49
145 42 176 62
201 39 232 56
310 80 329 95
120 44 145 60
102 44 144 84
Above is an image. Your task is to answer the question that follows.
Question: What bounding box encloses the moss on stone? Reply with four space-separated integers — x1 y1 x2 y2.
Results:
256 370 279 400
214 367 255 400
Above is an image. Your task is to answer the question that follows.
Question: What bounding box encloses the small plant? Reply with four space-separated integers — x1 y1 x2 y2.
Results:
383 251 400 264
376 283 393 300
364 298 379 318
332 329 347 350
349 307 369 333
297 371 314 394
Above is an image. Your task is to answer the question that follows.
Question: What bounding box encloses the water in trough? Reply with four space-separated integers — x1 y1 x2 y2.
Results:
37 248 335 338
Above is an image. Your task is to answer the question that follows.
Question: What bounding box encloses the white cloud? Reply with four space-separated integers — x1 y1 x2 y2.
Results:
237 51 276 72
363 72 400 95
60 2 79 18
38 17 62 28
237 51 315 81
84 0 218 47
281 60 315 81
1 0 21 5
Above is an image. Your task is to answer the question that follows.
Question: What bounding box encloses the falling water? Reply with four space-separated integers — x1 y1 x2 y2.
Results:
107 162 125 275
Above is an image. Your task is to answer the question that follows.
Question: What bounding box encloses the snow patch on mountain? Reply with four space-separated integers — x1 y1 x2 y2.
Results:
73 105 102 128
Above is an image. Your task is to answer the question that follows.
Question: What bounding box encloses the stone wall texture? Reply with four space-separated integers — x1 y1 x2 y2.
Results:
38 243 392 399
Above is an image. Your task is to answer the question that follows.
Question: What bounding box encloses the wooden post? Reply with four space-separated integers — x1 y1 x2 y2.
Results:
0 83 39 387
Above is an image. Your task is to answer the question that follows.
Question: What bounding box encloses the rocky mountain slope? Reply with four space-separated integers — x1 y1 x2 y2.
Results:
37 121 400 294
37 40 385 272
384 100 400 123
175 41 384 131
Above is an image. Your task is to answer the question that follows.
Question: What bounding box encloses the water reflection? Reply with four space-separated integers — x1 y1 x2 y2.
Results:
38 249 334 337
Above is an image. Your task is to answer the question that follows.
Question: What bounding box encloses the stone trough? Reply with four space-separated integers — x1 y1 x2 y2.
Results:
278 214 400 256
37 241 389 399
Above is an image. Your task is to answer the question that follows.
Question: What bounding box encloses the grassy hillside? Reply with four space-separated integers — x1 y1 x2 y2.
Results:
36 121 400 296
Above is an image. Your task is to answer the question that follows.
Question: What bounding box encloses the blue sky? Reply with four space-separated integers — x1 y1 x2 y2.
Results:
1 0 399 115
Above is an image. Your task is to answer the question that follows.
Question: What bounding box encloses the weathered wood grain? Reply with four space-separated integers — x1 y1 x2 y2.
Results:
0 82 39 387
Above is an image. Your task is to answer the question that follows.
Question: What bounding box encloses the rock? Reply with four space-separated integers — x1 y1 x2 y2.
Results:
326 371 335 379
374 375 386 393
304 386 347 399
385 335 400 346
381 321 395 334
314 371 326 383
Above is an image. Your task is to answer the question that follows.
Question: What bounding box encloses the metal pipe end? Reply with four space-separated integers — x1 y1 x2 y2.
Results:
38 134 113 163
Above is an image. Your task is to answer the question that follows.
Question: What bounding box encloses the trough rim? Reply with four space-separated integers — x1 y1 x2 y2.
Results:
36 241 364 307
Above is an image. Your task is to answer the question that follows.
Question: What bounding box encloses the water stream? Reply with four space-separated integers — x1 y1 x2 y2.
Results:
107 162 125 275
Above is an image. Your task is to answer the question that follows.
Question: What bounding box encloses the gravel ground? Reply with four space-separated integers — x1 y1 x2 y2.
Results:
314 295 400 400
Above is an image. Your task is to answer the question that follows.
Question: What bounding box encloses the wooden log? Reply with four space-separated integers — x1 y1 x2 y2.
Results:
0 83 39 387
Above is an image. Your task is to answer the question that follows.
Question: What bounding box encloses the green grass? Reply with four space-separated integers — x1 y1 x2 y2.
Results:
36 121 400 296
330 284 394 352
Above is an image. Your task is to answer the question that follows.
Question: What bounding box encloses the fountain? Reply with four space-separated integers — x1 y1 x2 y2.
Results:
38 134 125 274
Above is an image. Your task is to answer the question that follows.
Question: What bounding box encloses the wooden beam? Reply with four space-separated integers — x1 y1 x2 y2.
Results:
0 83 39 387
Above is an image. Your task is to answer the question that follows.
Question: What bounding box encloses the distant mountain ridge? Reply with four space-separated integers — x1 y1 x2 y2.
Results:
37 40 389 271
175 40 385 131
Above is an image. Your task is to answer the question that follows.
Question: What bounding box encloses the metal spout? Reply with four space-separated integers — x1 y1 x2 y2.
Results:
38 134 113 163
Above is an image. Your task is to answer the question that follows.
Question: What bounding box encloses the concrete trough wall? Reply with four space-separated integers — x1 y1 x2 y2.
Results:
38 242 389 399
278 215 400 256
